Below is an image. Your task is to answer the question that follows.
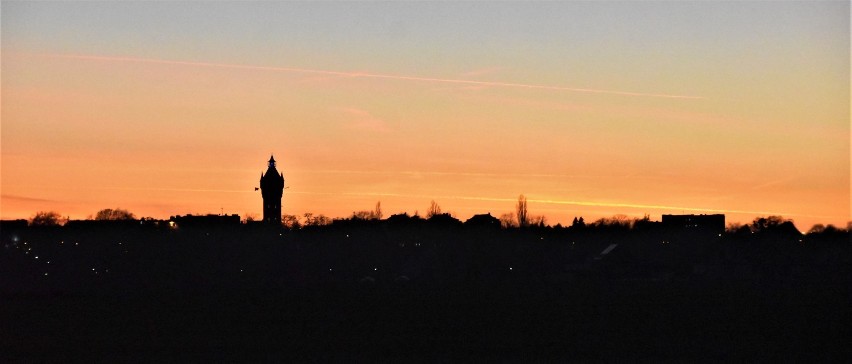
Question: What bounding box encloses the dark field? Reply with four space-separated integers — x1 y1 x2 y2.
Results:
6 281 850 362
2 222 850 361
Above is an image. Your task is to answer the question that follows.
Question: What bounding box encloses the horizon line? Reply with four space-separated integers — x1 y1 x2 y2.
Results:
2 188 841 222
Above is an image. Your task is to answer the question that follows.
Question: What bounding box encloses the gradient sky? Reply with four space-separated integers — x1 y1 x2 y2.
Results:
2 2 849 230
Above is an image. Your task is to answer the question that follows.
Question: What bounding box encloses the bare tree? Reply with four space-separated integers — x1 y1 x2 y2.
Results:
516 194 528 227
530 215 547 227
282 214 300 228
751 216 791 233
30 211 65 226
499 212 517 229
303 213 331 226
726 222 743 233
352 211 373 220
427 200 442 218
374 201 383 220
94 208 136 220
351 202 384 220
591 214 631 229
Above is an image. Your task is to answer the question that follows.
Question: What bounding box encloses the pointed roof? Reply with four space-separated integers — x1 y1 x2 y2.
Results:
266 154 278 170
262 154 283 182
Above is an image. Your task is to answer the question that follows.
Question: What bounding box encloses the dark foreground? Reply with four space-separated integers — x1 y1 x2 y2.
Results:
4 280 850 362
2 222 850 361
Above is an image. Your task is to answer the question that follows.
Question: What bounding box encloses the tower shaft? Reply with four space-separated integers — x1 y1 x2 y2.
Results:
260 155 285 224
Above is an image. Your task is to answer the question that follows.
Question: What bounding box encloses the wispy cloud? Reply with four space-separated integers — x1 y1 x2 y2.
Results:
31 53 706 100
340 107 390 133
461 66 504 77
286 191 839 220
1 194 57 203
751 177 795 190
291 169 662 180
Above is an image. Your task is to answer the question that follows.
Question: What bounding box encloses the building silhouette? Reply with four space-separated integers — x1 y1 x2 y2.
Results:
661 214 725 235
170 214 241 228
260 155 285 224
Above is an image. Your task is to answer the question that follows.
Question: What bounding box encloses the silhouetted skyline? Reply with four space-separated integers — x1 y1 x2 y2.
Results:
2 204 849 361
2 2 849 233
3 4 850 361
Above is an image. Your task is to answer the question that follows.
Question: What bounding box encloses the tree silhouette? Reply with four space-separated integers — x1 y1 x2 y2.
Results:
516 194 528 227
352 211 372 220
94 208 136 220
726 222 744 233
243 213 258 223
590 214 632 229
499 212 516 228
427 200 442 218
374 201 383 220
304 213 331 226
30 211 64 226
751 216 793 233
282 214 300 228
807 224 826 234
351 202 382 220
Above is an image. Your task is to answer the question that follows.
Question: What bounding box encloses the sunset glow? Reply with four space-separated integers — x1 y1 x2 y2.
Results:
2 2 849 230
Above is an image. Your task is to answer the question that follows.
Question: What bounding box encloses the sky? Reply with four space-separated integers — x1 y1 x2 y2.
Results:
2 1 849 231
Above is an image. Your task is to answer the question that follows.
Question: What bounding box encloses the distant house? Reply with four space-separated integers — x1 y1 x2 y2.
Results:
464 213 501 229
170 214 241 228
662 214 725 235
65 219 141 229
427 213 462 227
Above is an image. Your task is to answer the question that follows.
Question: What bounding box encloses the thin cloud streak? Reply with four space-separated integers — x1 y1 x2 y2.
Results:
4 186 837 220
34 53 706 100
290 169 662 180
288 191 840 220
100 186 256 194
461 66 504 77
1 194 58 203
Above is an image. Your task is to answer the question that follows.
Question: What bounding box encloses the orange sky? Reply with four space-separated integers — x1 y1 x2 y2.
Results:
2 2 849 231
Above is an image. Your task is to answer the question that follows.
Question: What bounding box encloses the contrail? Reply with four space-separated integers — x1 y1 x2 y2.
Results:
288 191 835 219
80 186 826 218
37 53 705 100
289 169 663 180
4 184 835 219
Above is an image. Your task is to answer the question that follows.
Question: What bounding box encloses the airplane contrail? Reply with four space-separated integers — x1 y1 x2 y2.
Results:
37 53 705 100
4 184 833 219
287 191 834 219
289 169 663 180
77 186 822 218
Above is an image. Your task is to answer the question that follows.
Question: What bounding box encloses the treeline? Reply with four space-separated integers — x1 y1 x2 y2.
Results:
3 205 849 295
4 204 850 362
16 197 851 236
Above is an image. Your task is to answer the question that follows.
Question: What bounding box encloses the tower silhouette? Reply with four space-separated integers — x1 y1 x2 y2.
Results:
260 155 285 224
